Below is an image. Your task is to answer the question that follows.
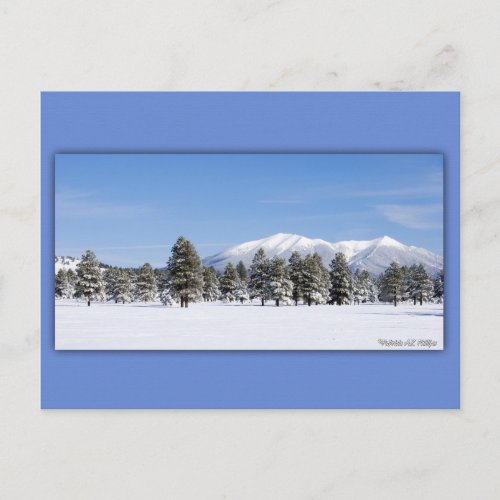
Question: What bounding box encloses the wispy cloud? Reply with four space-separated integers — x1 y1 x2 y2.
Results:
256 172 442 206
57 242 234 253
375 204 442 229
258 199 304 204
306 182 441 200
56 189 154 218
300 171 443 201
195 242 237 248
96 244 171 251
344 185 442 198
291 211 368 222
56 189 98 200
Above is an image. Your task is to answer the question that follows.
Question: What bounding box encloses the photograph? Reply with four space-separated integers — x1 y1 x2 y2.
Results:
55 153 444 350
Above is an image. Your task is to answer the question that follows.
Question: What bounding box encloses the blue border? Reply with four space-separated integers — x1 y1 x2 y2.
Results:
41 92 460 408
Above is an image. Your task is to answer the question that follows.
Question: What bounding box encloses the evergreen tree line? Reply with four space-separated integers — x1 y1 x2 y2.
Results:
55 236 444 307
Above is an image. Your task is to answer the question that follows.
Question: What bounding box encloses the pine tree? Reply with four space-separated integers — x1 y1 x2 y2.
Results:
364 270 379 303
405 265 418 304
353 269 377 303
301 254 316 306
219 263 240 302
236 261 248 283
167 236 203 308
114 268 135 304
234 278 249 304
103 267 120 302
417 265 434 305
55 269 70 298
301 253 328 306
135 263 158 302
158 272 175 306
406 264 434 305
352 269 364 305
153 268 164 283
400 266 410 302
202 266 220 302
75 250 105 306
288 251 303 306
329 252 353 305
381 262 405 306
433 269 444 303
248 248 270 306
315 253 330 304
375 273 385 301
65 268 77 298
268 256 293 306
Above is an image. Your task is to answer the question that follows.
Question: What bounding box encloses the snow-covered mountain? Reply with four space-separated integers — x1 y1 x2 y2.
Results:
55 256 80 272
202 233 443 275
55 256 112 273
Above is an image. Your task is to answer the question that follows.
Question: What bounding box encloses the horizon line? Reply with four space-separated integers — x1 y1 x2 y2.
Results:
55 231 443 267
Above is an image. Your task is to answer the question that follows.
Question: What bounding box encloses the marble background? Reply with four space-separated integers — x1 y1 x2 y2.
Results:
1 1 499 498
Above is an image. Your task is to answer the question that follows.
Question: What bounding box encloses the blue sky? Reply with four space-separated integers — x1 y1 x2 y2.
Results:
55 154 443 267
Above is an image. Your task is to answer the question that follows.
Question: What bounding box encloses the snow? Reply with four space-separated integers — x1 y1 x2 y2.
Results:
55 256 109 273
55 300 443 350
202 232 443 275
55 256 80 272
373 235 404 247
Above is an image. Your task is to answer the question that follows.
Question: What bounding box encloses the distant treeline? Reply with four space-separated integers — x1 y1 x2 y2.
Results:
55 236 444 307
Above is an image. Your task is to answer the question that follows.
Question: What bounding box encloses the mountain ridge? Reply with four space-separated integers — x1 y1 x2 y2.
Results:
202 233 442 275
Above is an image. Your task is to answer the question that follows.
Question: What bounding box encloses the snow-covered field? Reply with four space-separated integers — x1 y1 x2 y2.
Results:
55 300 443 350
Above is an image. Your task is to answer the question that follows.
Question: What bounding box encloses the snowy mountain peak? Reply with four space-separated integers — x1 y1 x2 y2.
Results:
203 233 443 276
374 235 404 247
